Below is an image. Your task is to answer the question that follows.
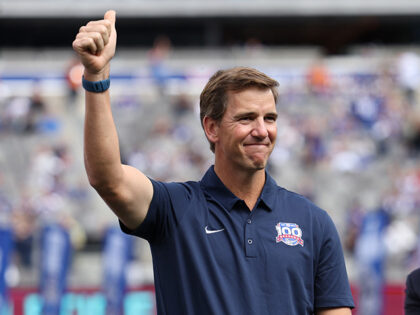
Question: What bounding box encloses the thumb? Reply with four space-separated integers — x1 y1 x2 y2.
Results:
104 10 116 26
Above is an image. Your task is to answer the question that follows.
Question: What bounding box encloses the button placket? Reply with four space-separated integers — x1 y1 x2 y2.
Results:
245 215 257 257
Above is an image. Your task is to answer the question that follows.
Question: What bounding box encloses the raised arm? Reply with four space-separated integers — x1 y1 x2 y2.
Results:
72 10 153 230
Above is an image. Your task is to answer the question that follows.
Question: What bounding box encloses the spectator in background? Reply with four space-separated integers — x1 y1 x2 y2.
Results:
65 58 84 106
405 268 420 315
171 93 193 118
0 173 12 227
0 79 11 131
396 51 420 107
0 79 11 103
306 58 330 96
350 91 384 130
344 200 364 254
244 37 264 57
2 86 50 134
404 109 420 155
27 145 70 195
354 206 390 315
3 96 31 133
11 207 36 268
24 88 46 133
148 35 172 94
301 117 326 167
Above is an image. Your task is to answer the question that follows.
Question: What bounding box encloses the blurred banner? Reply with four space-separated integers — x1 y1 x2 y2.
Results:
103 226 134 315
13 287 155 315
0 228 13 315
39 224 71 315
10 284 407 315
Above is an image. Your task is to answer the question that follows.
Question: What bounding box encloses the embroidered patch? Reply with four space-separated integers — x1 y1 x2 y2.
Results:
275 222 304 247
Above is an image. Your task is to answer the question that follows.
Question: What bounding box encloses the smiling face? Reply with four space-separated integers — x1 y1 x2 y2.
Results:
205 87 277 173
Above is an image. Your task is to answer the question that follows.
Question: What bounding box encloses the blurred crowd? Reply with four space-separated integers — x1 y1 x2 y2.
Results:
0 46 420 313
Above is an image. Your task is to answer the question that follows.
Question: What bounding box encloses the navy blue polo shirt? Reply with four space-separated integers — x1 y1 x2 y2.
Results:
121 166 354 314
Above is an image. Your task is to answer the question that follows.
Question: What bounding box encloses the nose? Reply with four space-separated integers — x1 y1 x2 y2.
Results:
251 118 268 139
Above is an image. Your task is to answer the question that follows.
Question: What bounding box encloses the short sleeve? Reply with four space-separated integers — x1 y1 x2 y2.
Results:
314 211 355 309
120 179 193 243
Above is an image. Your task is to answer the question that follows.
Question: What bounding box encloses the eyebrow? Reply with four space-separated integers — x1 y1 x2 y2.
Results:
233 112 255 120
233 111 278 120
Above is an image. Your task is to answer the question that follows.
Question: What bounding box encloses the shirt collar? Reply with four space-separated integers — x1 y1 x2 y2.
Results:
200 166 278 212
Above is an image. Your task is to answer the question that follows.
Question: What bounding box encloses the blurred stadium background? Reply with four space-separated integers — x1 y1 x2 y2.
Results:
1 1 420 314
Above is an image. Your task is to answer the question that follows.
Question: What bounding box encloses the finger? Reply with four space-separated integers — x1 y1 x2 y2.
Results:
104 10 116 28
76 32 109 53
86 20 111 39
82 24 110 47
86 32 105 54
93 33 105 54
73 37 98 55
104 10 116 37
76 37 98 55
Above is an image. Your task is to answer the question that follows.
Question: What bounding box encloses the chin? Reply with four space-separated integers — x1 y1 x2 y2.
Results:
250 155 269 169
250 160 267 170
254 164 266 170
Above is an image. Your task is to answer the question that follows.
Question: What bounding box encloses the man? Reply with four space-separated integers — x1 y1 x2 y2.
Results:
405 268 420 315
73 10 354 314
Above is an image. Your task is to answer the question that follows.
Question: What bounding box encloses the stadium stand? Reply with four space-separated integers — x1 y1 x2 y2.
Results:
1 46 419 285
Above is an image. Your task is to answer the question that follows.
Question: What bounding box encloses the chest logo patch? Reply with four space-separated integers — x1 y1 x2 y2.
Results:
275 222 304 247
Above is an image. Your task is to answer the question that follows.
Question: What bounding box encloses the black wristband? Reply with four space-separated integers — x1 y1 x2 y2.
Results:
82 76 110 93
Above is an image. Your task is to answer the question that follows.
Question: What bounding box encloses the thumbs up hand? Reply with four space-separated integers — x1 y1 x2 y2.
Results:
72 10 117 79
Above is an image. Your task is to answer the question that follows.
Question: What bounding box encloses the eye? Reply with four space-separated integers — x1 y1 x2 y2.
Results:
238 116 252 122
265 115 277 122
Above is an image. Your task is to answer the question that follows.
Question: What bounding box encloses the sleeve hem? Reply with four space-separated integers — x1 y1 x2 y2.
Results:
315 297 355 309
118 178 161 241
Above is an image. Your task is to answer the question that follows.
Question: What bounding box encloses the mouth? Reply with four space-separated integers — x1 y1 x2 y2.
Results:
244 143 269 147
243 143 271 154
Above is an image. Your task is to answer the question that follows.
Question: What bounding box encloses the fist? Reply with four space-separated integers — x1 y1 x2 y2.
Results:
72 10 117 77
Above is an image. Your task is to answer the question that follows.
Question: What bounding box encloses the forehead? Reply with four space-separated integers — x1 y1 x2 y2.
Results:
225 88 277 114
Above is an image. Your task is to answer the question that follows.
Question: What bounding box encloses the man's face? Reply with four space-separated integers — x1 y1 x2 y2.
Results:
213 87 277 172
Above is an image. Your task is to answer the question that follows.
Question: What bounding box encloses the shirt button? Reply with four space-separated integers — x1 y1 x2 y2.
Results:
248 239 253 245
247 219 252 224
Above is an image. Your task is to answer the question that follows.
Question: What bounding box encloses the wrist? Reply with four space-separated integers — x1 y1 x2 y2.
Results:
82 76 110 93
83 65 110 81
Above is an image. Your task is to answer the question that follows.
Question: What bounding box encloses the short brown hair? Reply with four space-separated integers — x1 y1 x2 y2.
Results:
200 67 279 152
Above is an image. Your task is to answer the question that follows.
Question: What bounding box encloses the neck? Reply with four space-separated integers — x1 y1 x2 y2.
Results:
214 163 266 211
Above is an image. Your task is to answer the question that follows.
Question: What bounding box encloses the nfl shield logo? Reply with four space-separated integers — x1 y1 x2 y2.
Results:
276 222 304 247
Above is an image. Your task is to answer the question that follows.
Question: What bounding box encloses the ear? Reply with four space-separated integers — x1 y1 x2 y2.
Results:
203 116 219 144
